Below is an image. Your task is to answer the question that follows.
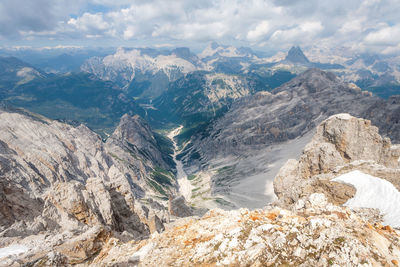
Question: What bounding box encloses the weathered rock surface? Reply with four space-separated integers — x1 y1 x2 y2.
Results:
106 113 172 173
2 111 399 266
274 114 400 207
50 193 399 267
0 109 178 264
168 196 193 218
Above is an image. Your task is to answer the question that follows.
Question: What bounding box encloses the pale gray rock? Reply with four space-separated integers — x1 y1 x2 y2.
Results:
0 109 183 265
0 109 177 245
274 114 400 206
81 47 204 98
106 114 171 172
87 195 400 266
168 196 193 218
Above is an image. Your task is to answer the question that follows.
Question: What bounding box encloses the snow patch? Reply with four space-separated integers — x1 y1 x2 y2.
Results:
333 170 400 228
0 245 29 259
329 113 353 120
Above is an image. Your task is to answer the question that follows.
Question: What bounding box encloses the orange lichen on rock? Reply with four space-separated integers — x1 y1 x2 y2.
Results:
332 211 348 220
266 212 278 221
366 222 374 230
174 223 190 232
184 235 215 247
382 225 393 232
249 213 262 221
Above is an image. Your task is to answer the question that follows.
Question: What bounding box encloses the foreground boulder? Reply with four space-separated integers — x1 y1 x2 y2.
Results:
274 113 400 207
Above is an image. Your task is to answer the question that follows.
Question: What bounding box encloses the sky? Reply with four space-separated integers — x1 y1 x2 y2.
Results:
1 0 400 54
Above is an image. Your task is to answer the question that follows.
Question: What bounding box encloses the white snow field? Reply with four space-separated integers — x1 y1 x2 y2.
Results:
333 170 400 228
0 244 29 259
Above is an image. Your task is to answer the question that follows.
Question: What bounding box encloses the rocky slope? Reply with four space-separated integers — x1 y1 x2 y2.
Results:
23 113 398 267
179 69 400 209
0 109 180 265
82 193 400 267
149 71 265 129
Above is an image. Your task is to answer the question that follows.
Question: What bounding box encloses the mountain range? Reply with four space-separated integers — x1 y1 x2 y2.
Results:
0 43 399 266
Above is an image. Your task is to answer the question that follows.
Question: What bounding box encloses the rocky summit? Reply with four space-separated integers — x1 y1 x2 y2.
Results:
2 0 400 265
285 46 310 64
86 193 400 266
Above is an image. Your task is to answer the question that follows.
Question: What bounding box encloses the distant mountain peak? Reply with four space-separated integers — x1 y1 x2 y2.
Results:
285 46 310 64
210 41 220 50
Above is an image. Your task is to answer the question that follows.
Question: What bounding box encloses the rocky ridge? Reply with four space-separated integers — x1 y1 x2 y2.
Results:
84 193 400 267
81 47 204 98
0 109 179 265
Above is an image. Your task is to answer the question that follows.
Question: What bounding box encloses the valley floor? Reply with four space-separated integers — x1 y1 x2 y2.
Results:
167 126 193 201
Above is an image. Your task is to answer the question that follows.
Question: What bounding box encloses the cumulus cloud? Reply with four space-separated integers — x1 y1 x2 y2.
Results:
68 13 110 32
270 21 323 43
0 0 85 37
1 0 400 54
247 21 271 41
364 25 400 46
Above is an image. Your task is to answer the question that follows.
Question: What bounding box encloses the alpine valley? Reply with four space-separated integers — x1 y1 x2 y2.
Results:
0 43 399 266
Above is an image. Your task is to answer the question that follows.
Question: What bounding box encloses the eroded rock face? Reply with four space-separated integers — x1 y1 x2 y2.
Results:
0 181 44 229
107 114 171 171
0 109 176 262
274 114 400 206
168 196 193 218
53 226 111 265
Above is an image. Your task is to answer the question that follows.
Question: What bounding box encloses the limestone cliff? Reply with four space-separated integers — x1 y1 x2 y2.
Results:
274 114 400 207
0 109 177 265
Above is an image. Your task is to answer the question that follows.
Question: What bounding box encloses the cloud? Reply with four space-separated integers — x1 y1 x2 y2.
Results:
270 21 323 44
68 13 110 33
247 21 271 41
1 0 400 54
364 25 400 46
0 0 86 38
